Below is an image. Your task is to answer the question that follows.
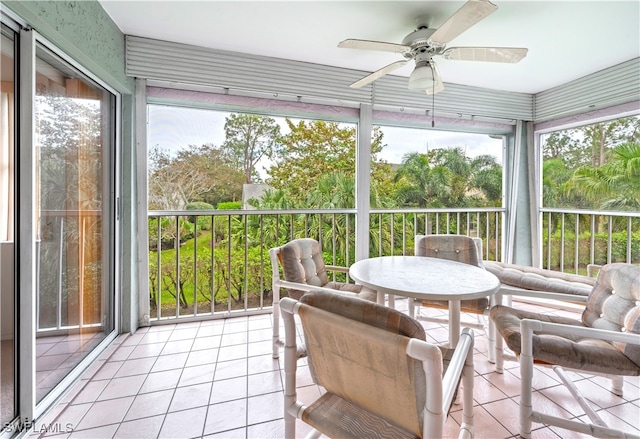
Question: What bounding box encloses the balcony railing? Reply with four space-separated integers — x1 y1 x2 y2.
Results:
36 210 105 333
147 207 504 323
34 207 640 329
541 208 640 274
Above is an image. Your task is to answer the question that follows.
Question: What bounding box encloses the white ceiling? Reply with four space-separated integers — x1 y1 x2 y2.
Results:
99 0 640 95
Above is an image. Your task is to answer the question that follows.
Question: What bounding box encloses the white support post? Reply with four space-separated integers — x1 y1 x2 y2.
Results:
355 103 372 262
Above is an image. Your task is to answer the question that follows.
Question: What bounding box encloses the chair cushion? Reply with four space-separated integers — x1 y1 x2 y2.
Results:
415 235 489 313
582 263 640 368
325 281 378 302
484 261 595 296
415 234 481 267
302 393 418 439
490 304 640 375
279 238 329 298
298 291 427 436
278 238 376 301
300 289 425 340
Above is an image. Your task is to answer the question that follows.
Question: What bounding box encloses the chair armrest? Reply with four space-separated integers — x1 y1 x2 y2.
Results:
406 327 475 414
441 328 475 411
276 279 354 296
325 265 349 273
498 285 588 303
521 319 640 345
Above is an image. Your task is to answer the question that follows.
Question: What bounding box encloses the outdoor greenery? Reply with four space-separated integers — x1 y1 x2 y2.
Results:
147 111 640 318
37 93 105 328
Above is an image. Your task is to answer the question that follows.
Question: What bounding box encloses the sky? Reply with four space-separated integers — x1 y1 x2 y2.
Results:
147 105 504 175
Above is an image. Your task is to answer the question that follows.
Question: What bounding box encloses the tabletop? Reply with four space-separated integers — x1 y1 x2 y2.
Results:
349 255 500 301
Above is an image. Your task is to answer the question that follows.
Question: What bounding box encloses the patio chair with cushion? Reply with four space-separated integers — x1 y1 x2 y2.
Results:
281 289 475 439
490 262 640 439
410 234 497 360
483 260 598 372
269 237 376 358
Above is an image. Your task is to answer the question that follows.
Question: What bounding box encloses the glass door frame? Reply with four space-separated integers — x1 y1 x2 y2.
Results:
14 26 121 430
0 12 19 437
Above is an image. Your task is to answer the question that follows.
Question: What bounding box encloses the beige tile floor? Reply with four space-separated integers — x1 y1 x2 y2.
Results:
27 299 640 439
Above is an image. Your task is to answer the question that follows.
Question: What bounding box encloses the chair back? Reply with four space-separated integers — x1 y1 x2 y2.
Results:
278 238 329 299
582 263 640 367
297 291 428 437
415 234 482 267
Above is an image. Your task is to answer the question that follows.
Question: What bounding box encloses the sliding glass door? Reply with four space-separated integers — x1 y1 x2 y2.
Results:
33 43 116 402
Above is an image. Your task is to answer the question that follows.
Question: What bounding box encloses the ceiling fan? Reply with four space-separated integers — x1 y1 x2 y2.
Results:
338 0 528 95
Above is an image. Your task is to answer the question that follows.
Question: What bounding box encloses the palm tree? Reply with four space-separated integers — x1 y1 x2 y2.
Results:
565 142 640 211
393 152 449 207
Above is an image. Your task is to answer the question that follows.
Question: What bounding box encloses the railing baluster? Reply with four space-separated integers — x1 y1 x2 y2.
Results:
227 215 232 314
244 214 249 313
590 215 595 267
211 215 215 315
175 215 181 318
259 214 264 309
402 213 407 256
627 217 632 263
574 213 579 274
390 213 395 255
560 213 565 273
608 216 613 264
546 211 552 270
157 217 162 320
193 218 198 316
378 213 382 257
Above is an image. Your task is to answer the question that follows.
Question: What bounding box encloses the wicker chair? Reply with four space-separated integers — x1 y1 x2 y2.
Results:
282 290 475 439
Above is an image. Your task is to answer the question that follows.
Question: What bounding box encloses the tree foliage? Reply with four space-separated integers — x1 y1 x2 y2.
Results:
267 120 385 205
148 143 244 210
565 142 640 211
542 116 640 210
222 114 281 184
392 147 502 208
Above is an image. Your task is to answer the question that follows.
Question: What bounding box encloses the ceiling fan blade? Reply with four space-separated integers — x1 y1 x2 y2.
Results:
338 39 410 54
429 0 498 46
349 60 409 88
442 47 528 63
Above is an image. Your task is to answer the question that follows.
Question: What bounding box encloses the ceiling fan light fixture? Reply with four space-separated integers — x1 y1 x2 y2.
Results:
408 62 437 90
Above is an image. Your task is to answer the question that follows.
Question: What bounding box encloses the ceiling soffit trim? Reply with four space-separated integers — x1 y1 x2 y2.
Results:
126 35 533 122
534 58 640 123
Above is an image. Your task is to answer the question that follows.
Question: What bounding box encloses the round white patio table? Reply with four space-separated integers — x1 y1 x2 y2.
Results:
349 255 500 347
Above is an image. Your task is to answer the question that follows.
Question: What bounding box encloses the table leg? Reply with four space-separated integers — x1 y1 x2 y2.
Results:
449 300 461 347
388 294 395 309
376 290 385 306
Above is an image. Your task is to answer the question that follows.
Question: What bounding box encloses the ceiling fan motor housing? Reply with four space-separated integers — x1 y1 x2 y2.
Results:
401 27 443 59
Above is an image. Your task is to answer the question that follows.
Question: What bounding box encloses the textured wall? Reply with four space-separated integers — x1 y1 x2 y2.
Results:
3 0 133 93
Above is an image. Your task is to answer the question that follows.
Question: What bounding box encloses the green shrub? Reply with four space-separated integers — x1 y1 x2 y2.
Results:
217 201 242 210
186 201 215 211
186 202 215 231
